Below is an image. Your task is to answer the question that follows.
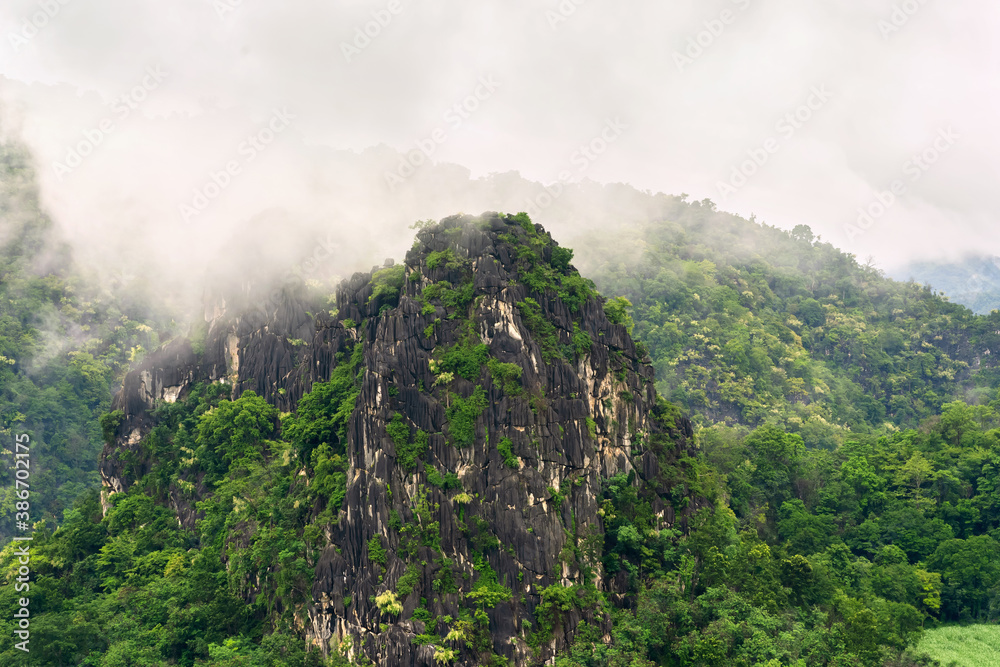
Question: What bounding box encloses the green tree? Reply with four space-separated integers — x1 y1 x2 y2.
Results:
927 535 1000 621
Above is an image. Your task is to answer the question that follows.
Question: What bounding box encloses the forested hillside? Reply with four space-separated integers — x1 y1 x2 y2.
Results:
3 158 1000 665
575 201 1000 441
895 256 1000 316
0 144 168 536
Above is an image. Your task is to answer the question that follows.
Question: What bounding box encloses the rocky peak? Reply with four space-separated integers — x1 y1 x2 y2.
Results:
310 212 700 665
100 211 702 666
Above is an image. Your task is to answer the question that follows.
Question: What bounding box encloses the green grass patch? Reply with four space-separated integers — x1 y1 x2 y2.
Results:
466 554 512 609
426 248 464 270
517 298 562 362
425 464 461 490
547 486 567 510
510 211 534 233
495 213 595 312
420 279 475 316
572 323 592 358
368 536 387 566
387 413 429 471
603 296 634 334
918 625 1000 666
396 562 422 598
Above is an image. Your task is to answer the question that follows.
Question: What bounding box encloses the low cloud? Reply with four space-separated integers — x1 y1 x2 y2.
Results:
0 0 995 296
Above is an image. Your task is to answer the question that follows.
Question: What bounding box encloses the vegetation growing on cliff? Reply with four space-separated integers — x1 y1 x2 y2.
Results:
0 317 366 662
6 207 1000 666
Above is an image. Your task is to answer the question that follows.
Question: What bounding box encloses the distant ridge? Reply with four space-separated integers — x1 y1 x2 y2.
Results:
894 255 1000 314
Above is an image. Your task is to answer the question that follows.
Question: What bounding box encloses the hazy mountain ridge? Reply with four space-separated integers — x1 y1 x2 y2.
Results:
574 206 1000 442
3 211 994 666
893 256 1000 315
4 148 998 664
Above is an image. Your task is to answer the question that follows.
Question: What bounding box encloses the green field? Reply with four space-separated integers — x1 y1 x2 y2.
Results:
919 625 1000 666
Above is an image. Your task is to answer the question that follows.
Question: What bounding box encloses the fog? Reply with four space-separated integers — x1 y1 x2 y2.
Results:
1 0 997 311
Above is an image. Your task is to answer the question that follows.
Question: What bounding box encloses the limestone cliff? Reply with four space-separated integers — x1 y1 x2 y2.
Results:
100 212 703 666
99 280 319 512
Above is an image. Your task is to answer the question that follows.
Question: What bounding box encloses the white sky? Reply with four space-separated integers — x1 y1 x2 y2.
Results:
1 0 997 293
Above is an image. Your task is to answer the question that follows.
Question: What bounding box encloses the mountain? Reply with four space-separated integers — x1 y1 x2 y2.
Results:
572 205 1000 439
7 211 999 666
892 256 1000 315
93 212 704 665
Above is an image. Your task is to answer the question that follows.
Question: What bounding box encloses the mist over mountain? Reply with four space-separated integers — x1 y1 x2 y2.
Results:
2 0 999 277
4 153 1000 664
893 255 1000 315
2 1 999 665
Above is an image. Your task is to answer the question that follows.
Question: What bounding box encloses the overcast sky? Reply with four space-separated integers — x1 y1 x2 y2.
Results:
1 0 997 295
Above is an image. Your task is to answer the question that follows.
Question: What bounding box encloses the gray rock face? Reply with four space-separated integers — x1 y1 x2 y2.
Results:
99 281 322 513
100 212 701 666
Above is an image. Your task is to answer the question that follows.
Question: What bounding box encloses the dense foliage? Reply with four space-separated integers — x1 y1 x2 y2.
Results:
577 203 1000 438
574 399 1000 665
0 379 356 665
5 195 1000 665
0 145 167 538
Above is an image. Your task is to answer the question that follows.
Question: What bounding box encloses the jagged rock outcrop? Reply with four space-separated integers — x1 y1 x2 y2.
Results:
99 281 317 509
100 212 704 666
